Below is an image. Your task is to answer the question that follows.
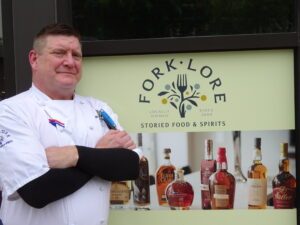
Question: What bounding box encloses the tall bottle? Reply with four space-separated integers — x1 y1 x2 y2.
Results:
156 148 176 206
166 169 194 210
247 138 267 209
209 147 236 209
200 139 216 209
132 133 150 210
272 143 296 209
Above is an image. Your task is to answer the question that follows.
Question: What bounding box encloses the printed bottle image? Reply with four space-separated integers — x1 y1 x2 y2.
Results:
272 143 296 209
166 169 194 210
156 148 176 206
209 147 236 209
110 181 131 209
132 133 150 210
247 138 267 209
200 139 216 209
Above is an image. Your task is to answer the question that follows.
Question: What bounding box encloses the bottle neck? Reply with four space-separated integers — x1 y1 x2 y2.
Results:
216 147 227 170
279 158 289 172
204 139 213 160
216 161 228 170
252 148 262 162
279 143 289 172
176 170 185 181
164 154 172 165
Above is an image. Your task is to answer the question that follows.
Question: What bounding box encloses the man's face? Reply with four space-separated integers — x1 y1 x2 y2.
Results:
30 35 82 99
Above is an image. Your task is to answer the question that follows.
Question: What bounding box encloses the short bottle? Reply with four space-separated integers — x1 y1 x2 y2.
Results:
156 148 176 206
200 139 216 209
166 169 194 210
209 147 236 209
272 143 296 209
110 181 131 209
132 133 150 210
247 138 267 209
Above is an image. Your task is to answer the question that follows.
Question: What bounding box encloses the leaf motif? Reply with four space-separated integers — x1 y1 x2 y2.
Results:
170 102 177 109
190 85 193 91
158 91 169 96
188 99 198 106
172 81 175 89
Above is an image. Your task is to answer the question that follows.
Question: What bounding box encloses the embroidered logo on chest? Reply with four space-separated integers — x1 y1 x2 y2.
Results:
49 119 65 128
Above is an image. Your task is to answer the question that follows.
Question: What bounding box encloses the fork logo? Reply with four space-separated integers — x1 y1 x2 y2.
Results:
158 74 201 118
138 58 227 119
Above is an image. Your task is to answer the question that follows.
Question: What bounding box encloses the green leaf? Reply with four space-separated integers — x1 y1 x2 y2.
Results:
158 91 169 96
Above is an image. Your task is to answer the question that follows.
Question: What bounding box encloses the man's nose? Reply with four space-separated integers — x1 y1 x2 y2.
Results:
63 52 76 65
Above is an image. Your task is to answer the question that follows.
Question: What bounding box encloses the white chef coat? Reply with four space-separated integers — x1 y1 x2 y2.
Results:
0 85 122 225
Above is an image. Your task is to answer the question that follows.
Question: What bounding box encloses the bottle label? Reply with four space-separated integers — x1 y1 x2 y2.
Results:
248 178 267 206
213 185 229 208
110 182 131 204
200 184 209 191
273 186 296 208
157 168 175 184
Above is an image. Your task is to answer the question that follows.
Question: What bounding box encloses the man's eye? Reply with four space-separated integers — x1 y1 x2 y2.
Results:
73 54 82 60
53 51 65 57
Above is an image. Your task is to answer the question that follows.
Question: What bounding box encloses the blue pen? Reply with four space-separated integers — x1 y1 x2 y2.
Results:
97 109 117 130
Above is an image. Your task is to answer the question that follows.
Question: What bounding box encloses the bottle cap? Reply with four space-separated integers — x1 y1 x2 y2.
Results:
280 143 288 158
255 138 261 149
164 148 171 154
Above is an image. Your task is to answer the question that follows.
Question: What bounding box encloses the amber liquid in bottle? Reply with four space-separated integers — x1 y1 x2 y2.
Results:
200 139 216 209
247 138 267 209
156 148 176 206
166 169 194 210
132 133 150 209
272 143 296 209
209 147 236 209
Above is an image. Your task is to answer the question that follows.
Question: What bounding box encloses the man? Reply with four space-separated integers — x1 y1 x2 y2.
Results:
0 23 140 225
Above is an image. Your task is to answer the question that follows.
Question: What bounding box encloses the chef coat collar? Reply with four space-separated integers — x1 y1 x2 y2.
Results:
30 84 79 104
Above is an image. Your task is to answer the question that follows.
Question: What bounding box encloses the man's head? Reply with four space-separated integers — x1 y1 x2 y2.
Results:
29 23 83 100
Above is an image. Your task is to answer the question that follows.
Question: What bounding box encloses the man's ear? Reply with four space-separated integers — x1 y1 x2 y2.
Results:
29 50 38 70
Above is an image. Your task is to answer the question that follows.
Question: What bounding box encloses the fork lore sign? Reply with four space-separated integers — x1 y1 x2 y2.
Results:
78 49 295 133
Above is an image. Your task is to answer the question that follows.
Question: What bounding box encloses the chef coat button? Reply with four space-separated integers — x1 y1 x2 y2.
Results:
89 126 94 130
100 220 105 224
79 101 84 104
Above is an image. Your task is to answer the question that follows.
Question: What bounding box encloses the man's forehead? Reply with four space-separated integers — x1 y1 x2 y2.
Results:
45 35 81 49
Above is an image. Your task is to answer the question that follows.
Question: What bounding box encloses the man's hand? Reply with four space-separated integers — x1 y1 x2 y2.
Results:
95 130 136 149
46 146 79 169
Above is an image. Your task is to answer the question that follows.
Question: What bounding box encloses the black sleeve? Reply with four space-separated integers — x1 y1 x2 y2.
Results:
17 168 92 208
76 146 139 181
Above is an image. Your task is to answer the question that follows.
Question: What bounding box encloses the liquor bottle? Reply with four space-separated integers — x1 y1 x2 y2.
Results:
272 143 296 209
200 139 216 209
132 133 150 210
156 148 176 206
209 147 236 209
110 181 131 208
247 138 267 209
166 169 194 210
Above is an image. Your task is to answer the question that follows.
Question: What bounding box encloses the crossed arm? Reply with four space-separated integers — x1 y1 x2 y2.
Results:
17 130 139 208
